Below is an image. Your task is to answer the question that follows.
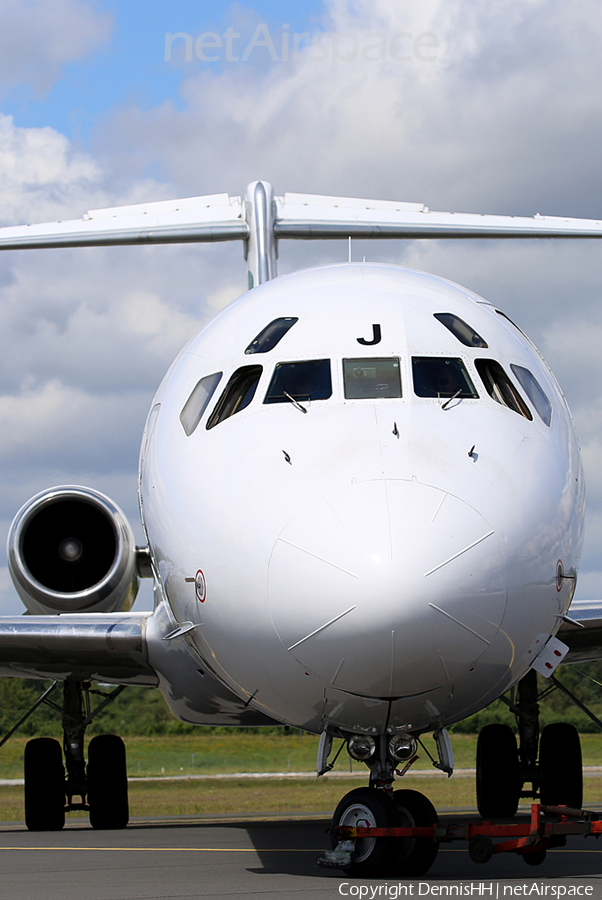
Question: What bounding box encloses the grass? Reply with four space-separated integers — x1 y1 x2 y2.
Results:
0 777 496 823
3 732 602 779
3 775 602 823
2 732 602 823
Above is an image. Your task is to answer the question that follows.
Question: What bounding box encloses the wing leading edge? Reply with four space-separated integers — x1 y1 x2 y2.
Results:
559 600 602 664
0 613 157 685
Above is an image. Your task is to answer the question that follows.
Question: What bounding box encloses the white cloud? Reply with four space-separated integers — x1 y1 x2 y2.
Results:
102 0 602 216
0 114 104 222
0 0 112 96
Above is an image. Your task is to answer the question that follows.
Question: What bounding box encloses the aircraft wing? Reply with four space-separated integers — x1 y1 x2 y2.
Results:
275 192 602 240
1 184 602 253
0 613 157 685
0 193 248 250
558 600 602 664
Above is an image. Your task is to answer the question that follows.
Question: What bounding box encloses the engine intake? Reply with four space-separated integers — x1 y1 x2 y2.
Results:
8 486 139 615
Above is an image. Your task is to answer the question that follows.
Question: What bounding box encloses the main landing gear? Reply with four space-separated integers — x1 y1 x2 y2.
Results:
476 669 584 819
319 730 450 877
12 679 129 831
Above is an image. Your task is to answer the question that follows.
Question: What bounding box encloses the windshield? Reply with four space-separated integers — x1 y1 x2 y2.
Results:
264 360 332 403
206 366 262 429
412 357 478 398
343 358 402 398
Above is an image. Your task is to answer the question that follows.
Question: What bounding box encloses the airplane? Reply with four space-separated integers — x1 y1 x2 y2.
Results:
1 180 602 876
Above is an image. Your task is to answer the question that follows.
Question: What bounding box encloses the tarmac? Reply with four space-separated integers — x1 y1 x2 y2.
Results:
1 809 601 900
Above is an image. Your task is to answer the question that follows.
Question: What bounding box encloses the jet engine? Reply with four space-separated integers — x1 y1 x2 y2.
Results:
7 486 140 615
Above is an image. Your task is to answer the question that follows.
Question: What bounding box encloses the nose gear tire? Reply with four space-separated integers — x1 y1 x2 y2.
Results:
391 789 439 875
330 787 400 877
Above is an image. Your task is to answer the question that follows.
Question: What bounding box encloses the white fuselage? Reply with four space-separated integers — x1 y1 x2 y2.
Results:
140 263 584 736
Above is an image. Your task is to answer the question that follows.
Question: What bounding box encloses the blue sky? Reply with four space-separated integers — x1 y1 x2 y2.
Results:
3 1 326 145
1 0 602 615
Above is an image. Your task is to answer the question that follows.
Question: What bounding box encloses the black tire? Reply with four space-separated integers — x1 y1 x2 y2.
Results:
469 834 493 864
391 789 439 876
539 723 582 810
476 724 520 818
87 735 129 829
24 737 65 831
330 787 400 878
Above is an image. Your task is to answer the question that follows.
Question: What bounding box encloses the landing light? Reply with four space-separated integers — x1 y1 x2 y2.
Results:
347 734 376 761
388 734 418 762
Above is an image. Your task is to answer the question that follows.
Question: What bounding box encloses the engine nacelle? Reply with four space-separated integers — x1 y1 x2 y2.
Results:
8 486 139 615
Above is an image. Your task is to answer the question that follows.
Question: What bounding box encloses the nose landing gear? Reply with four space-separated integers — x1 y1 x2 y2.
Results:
319 730 441 877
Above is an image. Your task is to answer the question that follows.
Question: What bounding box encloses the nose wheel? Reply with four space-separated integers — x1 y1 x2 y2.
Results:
391 789 439 875
330 788 400 877
329 786 439 877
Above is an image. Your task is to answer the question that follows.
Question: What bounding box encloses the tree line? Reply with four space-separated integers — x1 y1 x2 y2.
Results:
0 661 601 739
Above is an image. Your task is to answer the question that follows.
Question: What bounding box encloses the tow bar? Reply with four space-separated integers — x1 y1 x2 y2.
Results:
316 803 602 870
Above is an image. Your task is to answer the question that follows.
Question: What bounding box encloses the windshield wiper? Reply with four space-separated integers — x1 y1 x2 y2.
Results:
441 389 462 410
283 391 307 414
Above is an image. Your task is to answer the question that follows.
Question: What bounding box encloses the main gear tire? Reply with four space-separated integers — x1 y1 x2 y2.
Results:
24 737 65 831
87 734 129 829
476 723 521 818
539 722 582 810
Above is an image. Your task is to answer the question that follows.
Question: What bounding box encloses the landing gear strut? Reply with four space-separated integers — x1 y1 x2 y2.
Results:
476 669 584 817
2 678 130 831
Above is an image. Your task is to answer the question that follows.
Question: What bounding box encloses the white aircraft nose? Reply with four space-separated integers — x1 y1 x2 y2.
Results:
268 479 507 697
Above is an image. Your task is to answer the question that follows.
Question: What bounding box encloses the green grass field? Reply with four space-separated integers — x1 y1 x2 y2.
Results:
2 732 602 822
2 775 602 823
3 731 602 779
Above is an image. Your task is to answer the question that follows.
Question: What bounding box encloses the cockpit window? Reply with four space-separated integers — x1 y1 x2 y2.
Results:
412 357 478 398
264 359 331 404
245 317 298 354
180 372 222 436
475 359 532 420
434 313 488 348
343 358 402 398
511 364 552 426
206 365 262 429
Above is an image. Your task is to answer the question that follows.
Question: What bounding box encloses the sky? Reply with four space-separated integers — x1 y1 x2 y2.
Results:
1 0 602 614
